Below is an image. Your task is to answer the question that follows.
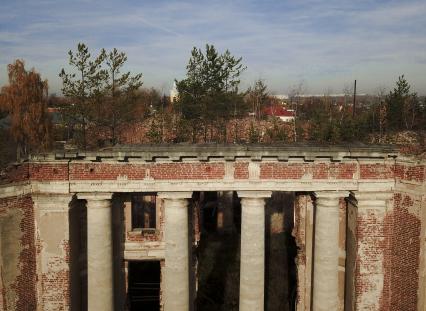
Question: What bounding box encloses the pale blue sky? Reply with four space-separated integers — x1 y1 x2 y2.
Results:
0 0 425 95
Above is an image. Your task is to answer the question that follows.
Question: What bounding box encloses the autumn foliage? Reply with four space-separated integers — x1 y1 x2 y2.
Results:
0 60 51 160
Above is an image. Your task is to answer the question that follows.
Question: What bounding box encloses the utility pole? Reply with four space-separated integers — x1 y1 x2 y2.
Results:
352 79 357 118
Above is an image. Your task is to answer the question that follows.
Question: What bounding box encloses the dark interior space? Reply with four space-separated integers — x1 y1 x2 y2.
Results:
200 191 218 233
265 192 298 311
196 191 241 311
131 193 156 229
112 196 126 311
127 261 161 311
69 199 87 311
196 191 298 311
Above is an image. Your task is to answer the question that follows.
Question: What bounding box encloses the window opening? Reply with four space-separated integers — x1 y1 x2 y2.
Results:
131 194 156 229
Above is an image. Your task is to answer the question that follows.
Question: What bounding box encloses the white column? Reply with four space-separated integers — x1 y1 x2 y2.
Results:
312 191 349 311
33 193 73 311
158 191 192 311
237 190 272 311
77 193 113 311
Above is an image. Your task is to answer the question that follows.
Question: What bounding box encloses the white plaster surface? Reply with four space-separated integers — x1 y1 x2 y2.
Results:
33 194 73 311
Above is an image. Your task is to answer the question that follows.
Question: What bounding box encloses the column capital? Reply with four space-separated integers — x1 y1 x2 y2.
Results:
157 191 193 199
77 192 113 201
350 191 393 201
32 193 74 212
350 191 393 209
314 190 350 200
78 193 113 209
237 191 272 199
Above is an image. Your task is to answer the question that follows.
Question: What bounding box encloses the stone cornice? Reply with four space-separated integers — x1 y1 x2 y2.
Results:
0 182 31 199
29 144 398 163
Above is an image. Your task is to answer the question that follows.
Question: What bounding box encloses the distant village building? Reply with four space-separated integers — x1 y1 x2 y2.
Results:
170 82 178 103
263 105 295 122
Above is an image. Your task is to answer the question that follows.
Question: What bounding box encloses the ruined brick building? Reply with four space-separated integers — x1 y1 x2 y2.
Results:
0 145 425 311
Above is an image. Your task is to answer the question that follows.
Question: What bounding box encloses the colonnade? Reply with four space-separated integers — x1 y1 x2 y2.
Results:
34 189 390 311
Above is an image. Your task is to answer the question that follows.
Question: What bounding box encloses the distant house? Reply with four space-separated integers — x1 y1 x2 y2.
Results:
47 107 64 125
170 82 178 103
263 105 295 122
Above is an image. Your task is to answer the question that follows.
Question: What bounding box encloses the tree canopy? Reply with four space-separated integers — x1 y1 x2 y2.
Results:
175 44 246 142
386 75 422 131
60 43 143 147
0 59 51 160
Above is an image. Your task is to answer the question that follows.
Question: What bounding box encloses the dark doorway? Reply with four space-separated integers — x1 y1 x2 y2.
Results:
128 261 161 311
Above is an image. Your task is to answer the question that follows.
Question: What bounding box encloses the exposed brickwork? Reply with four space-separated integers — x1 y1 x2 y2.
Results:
394 163 425 183
382 192 421 311
0 196 37 311
293 195 307 270
355 205 386 311
125 198 165 243
40 239 71 310
149 163 224 180
126 230 163 242
29 163 69 181
359 163 393 179
70 163 225 180
260 162 357 179
70 163 146 181
1 149 425 310
293 194 314 311
234 162 249 179
0 163 30 185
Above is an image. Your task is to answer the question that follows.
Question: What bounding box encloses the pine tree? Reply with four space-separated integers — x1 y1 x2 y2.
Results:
175 44 246 142
59 43 105 149
97 48 143 145
386 75 420 130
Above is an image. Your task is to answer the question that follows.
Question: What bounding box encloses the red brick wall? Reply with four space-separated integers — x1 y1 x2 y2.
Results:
260 162 357 179
359 163 394 179
0 163 29 185
355 205 386 310
382 192 422 311
39 239 71 310
0 159 405 182
70 163 225 180
29 163 69 181
0 195 37 311
234 162 249 179
394 163 425 183
125 197 165 243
